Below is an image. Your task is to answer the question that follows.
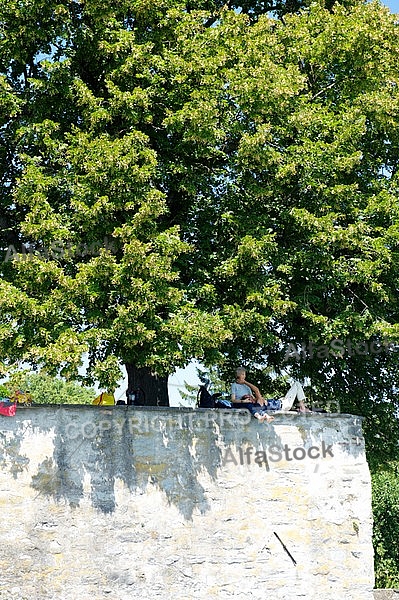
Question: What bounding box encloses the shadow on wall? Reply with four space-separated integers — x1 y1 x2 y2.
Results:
0 406 364 519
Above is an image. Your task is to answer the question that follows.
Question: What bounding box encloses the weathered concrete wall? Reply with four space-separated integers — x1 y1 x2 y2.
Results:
0 406 373 600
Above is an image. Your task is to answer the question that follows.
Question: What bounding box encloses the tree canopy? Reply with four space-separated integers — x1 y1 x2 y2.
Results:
1 0 399 420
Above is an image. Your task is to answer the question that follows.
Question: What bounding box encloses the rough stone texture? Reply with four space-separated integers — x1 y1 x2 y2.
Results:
0 406 374 600
374 592 399 599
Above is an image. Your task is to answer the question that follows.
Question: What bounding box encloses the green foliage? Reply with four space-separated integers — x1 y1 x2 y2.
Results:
2 371 95 404
0 0 236 390
0 383 10 398
1 0 399 419
372 464 399 588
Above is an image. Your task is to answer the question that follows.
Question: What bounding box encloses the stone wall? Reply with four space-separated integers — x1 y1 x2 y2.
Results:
0 406 374 599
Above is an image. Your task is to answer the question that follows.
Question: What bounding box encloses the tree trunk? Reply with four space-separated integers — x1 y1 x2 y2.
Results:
125 363 169 406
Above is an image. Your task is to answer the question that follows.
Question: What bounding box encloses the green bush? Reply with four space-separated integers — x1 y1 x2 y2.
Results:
3 371 95 405
372 464 399 588
0 383 10 398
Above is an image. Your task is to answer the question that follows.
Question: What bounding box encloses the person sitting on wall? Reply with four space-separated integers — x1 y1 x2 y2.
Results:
278 380 311 412
231 367 275 423
247 376 311 412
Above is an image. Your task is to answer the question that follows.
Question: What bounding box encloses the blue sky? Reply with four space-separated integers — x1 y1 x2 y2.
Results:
383 0 399 12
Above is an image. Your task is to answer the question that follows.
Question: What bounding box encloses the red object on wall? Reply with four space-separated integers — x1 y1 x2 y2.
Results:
0 401 17 417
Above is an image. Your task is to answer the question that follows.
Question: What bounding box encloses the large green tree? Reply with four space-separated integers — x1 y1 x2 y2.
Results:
1 0 399 418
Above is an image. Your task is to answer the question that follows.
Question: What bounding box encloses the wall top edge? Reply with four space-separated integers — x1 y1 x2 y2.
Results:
13 404 364 420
